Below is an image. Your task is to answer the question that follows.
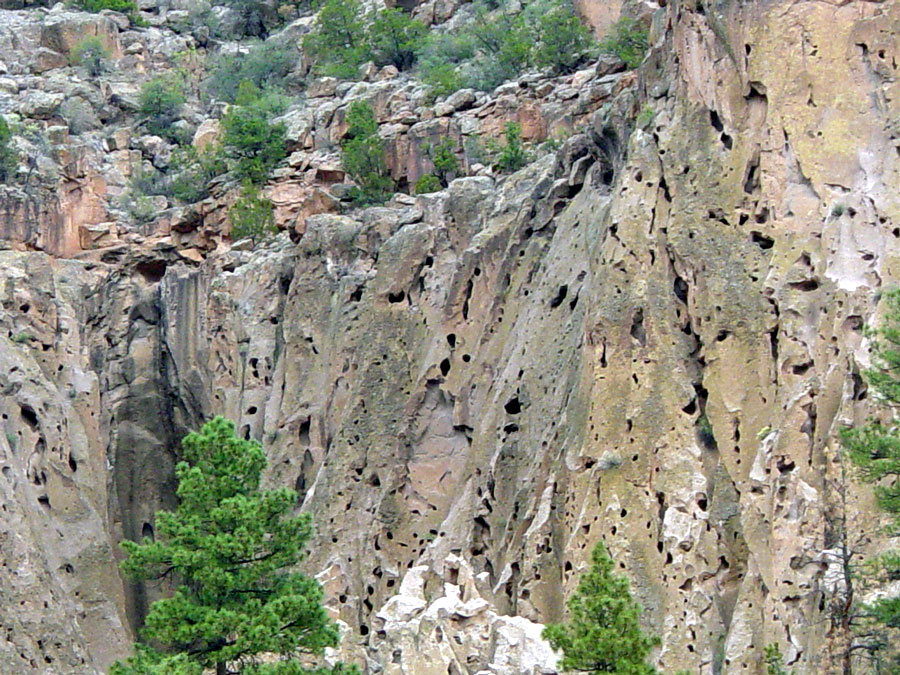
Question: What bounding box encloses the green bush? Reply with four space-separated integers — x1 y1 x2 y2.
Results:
170 145 226 203
490 122 529 173
416 33 473 99
764 644 791 675
414 174 441 194
426 137 460 186
340 101 393 205
205 40 298 103
415 0 596 94
139 77 186 139
367 8 427 71
302 0 368 79
529 0 594 74
598 16 648 70
0 117 17 183
70 36 109 77
222 100 288 185
74 0 136 13
229 186 277 243
130 166 174 199
127 194 160 224
234 79 291 117
463 3 531 90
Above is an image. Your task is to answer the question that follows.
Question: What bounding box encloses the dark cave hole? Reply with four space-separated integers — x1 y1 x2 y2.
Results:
549 284 568 308
751 231 774 250
19 405 38 430
135 260 167 284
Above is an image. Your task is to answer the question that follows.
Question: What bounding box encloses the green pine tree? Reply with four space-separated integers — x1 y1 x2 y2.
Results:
111 416 354 675
841 288 900 668
543 542 660 675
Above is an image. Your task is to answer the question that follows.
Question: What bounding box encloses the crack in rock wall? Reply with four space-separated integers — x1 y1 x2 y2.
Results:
1 0 900 673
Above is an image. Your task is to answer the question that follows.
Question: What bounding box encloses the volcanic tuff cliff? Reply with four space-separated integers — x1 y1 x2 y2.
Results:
0 0 897 672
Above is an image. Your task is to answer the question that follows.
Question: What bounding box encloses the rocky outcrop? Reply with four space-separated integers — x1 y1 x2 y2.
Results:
2 0 900 673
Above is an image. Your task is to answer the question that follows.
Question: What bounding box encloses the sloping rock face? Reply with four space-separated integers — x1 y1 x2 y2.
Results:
1 0 900 673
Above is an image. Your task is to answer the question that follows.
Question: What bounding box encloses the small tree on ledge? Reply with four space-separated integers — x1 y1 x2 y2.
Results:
111 416 355 675
543 542 661 675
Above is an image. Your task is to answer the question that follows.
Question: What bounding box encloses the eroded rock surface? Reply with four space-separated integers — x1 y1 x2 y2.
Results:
1 0 899 673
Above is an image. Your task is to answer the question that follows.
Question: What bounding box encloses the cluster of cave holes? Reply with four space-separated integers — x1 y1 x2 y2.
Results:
12 404 75 510
709 110 733 150
560 482 741 656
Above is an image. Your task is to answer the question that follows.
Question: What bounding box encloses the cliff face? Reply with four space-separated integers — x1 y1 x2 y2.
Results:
0 0 898 673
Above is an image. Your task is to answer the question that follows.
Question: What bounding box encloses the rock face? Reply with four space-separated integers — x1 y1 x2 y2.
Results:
1 0 899 673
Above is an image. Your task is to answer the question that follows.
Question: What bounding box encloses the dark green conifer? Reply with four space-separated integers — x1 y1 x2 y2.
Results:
111 417 354 675
543 542 660 675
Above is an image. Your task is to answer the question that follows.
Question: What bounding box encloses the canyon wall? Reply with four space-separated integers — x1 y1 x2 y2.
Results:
1 0 899 673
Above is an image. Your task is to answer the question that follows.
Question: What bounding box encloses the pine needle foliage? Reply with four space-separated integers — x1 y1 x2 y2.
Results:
542 542 660 675
111 417 354 675
841 288 900 665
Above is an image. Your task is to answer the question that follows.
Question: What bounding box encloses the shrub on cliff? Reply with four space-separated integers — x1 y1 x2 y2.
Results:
170 145 227 203
598 16 648 70
529 0 594 74
0 117 17 183
413 173 441 194
302 0 367 78
230 185 277 243
70 36 110 77
340 101 393 204
416 0 596 95
206 40 298 104
416 33 473 98
74 0 136 13
139 76 186 139
488 122 530 173
110 416 357 675
543 542 660 675
424 137 460 187
222 96 288 185
462 2 531 90
366 8 427 71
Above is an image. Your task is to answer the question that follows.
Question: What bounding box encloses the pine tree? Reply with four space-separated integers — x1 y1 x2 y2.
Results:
841 288 900 668
543 542 660 675
111 416 354 675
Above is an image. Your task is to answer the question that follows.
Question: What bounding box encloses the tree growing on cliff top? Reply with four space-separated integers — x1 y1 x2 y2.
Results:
111 416 355 675
841 288 900 670
340 100 393 205
543 541 661 675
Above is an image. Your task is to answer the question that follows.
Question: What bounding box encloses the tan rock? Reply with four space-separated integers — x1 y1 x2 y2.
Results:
192 118 221 151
